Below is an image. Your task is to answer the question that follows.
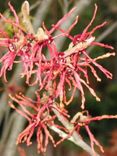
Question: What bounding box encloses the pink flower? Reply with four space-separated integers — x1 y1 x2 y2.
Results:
0 40 17 81
71 111 117 155
9 92 68 153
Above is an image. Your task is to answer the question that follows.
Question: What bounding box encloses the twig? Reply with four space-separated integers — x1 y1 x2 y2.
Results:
33 0 53 31
58 0 69 14
0 113 16 144
30 0 41 11
2 114 26 156
52 106 100 156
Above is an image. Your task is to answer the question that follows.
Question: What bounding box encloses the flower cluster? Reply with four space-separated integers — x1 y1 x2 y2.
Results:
9 92 69 153
0 3 115 108
0 1 116 155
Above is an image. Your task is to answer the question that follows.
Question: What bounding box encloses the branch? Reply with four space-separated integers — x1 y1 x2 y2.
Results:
0 113 16 144
52 106 100 156
33 0 53 31
0 64 22 124
2 114 26 156
30 0 41 11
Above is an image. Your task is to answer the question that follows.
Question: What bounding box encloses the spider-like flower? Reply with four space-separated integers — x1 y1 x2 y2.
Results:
70 111 117 156
44 4 115 109
0 2 33 82
9 92 69 153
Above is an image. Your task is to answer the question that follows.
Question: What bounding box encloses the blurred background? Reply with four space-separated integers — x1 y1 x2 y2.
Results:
0 0 117 156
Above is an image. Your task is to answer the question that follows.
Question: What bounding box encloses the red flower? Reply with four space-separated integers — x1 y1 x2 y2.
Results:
0 42 17 81
71 111 117 155
9 92 68 153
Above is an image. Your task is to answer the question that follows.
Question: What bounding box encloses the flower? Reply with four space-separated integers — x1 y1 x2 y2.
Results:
9 92 69 153
71 111 117 156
